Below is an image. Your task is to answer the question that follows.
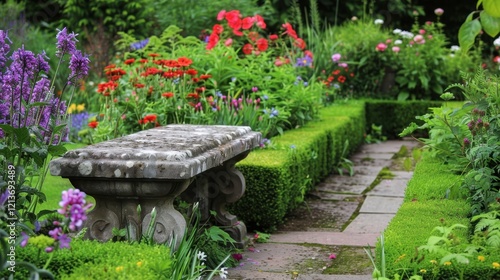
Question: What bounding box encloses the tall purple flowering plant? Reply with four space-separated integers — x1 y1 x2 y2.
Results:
0 27 90 223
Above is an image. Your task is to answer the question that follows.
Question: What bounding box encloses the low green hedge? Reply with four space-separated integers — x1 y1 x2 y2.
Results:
364 100 443 139
232 101 365 231
12 239 172 279
379 153 500 279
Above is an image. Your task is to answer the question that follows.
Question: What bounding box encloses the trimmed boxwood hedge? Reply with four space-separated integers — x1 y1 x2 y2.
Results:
364 100 443 139
10 239 172 279
232 101 365 231
379 153 500 279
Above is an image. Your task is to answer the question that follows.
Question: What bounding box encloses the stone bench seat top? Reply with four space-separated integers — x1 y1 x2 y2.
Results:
50 124 261 179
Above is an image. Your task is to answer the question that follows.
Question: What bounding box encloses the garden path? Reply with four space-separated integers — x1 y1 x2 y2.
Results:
228 139 421 280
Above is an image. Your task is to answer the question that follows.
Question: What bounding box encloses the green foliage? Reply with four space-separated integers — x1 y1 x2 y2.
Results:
472 206 500 248
365 123 387 144
10 240 172 279
459 0 500 51
365 100 443 139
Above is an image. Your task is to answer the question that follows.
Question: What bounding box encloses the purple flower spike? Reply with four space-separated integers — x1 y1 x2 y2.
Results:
0 30 11 69
20 232 29 247
69 50 90 83
56 27 78 57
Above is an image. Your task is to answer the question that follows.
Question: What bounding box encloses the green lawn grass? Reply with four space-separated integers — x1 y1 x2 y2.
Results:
36 142 95 212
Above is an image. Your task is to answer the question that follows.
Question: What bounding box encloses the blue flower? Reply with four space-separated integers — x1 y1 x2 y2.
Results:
130 38 150 51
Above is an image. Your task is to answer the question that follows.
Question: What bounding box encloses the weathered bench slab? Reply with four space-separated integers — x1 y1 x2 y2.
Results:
50 124 261 248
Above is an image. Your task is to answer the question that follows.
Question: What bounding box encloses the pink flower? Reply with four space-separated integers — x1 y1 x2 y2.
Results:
419 29 425 35
385 39 392 44
375 43 387 52
224 38 233 46
392 46 400 53
329 253 336 259
413 35 425 44
434 8 444 16
217 10 226 21
331 53 341 62
338 62 348 68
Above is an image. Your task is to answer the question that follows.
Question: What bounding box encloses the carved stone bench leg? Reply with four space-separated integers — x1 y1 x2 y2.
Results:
182 151 250 248
69 178 191 249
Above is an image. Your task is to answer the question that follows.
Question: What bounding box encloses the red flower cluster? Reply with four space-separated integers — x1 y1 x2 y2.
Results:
138 114 158 125
97 81 118 96
206 9 268 55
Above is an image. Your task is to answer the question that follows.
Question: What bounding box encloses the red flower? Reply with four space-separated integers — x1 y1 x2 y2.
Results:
124 58 135 65
134 83 145 88
304 50 313 58
256 38 268 52
185 68 198 76
187 93 200 99
242 44 253 55
163 60 180 68
177 57 193 67
242 17 254 29
254 15 266 29
163 71 175 78
139 59 148 63
206 33 219 50
144 114 157 123
225 10 241 23
282 23 298 39
338 76 346 83
294 38 306 50
148 53 160 58
97 81 118 96
232 29 243 36
162 92 174 98
88 121 98 129
212 24 224 35
200 74 212 79
269 34 279 41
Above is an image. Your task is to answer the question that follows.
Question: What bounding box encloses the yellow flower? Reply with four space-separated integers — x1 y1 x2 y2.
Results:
478 256 485 262
430 260 438 265
395 254 406 263
136 261 143 267
76 103 85 112
420 269 427 274
115 266 124 272
493 262 500 269
444 261 452 266
67 103 76 114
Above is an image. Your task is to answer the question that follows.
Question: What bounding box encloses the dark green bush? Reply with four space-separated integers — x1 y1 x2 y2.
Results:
364 100 443 139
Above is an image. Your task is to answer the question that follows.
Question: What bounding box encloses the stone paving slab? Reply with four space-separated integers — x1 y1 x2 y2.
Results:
352 165 384 176
368 179 409 197
308 191 362 202
356 140 406 154
351 157 392 168
359 196 404 214
343 214 394 235
351 152 394 160
228 243 331 274
270 232 379 247
228 271 372 280
317 175 377 194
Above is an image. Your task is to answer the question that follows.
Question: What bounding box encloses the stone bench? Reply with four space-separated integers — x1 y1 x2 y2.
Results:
49 124 261 248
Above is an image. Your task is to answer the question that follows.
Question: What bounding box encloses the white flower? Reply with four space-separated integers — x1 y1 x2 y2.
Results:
400 31 414 39
374 19 384 25
393 28 402 35
450 45 460 52
494 37 500 47
394 39 403 45
219 267 228 279
197 251 207 261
